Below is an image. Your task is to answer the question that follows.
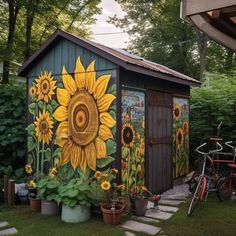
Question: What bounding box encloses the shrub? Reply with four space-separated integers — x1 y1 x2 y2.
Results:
0 81 27 175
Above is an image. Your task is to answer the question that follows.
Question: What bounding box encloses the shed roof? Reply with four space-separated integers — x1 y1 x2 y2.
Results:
18 29 201 86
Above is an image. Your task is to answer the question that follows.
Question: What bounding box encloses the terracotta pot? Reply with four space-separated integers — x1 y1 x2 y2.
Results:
41 200 59 216
131 198 148 216
29 198 41 211
101 203 124 225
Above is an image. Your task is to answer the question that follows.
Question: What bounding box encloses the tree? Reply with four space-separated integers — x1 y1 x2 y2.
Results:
1 0 101 83
111 0 235 80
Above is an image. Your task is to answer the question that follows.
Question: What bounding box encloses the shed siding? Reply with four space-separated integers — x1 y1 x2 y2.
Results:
27 38 117 78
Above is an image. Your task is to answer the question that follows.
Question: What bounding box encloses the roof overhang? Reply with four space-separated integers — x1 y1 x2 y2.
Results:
181 0 236 51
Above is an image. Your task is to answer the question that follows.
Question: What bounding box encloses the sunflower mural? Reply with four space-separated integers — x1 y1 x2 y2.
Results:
121 89 145 194
27 71 60 173
53 57 116 173
27 57 117 175
173 97 189 178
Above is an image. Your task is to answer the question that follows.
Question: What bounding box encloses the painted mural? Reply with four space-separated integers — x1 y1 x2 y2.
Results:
173 97 189 178
27 57 116 175
121 89 145 194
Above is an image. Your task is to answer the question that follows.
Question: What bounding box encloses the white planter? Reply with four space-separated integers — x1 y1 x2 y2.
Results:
61 204 90 223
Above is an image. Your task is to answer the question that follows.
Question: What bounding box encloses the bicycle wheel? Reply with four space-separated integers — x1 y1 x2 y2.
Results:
188 175 206 216
188 173 200 193
217 177 236 201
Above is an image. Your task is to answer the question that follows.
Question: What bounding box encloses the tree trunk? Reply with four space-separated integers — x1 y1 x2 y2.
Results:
2 0 20 84
196 30 208 82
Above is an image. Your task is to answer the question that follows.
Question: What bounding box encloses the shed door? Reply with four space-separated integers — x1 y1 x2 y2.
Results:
147 90 173 193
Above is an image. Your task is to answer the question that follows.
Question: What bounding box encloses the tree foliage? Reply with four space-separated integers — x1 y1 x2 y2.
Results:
0 79 27 170
190 70 236 152
0 0 101 83
111 0 236 80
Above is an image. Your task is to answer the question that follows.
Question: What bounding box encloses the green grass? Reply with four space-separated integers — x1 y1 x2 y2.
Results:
158 195 236 236
1 196 236 236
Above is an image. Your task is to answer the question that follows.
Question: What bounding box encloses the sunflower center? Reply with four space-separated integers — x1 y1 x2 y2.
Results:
40 120 49 134
68 89 99 146
41 79 50 94
174 108 180 117
177 132 182 144
123 126 134 145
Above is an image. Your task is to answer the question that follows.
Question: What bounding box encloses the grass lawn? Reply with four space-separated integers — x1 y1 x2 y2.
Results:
1 195 236 236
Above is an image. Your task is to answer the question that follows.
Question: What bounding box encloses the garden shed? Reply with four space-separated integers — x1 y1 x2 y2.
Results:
18 29 200 194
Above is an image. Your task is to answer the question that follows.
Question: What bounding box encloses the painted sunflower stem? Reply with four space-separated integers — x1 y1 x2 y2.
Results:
36 140 40 172
41 142 45 173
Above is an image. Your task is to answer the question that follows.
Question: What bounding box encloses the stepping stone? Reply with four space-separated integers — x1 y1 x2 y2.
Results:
122 220 161 235
0 227 18 235
162 193 188 200
158 205 179 213
145 209 173 220
131 216 159 223
0 222 9 228
124 231 136 236
159 199 184 206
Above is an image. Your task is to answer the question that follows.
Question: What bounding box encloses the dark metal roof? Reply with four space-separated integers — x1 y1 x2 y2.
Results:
18 29 201 86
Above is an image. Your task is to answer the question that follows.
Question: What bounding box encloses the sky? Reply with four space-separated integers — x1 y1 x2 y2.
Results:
91 0 129 49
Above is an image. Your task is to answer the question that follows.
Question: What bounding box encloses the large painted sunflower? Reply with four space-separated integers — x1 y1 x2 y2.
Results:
122 123 135 148
35 71 56 103
173 104 181 121
34 110 54 144
176 128 184 146
53 57 116 172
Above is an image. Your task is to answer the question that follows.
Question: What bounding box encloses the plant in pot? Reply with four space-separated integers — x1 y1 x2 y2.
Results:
130 186 150 216
37 168 60 216
58 177 92 223
93 169 125 225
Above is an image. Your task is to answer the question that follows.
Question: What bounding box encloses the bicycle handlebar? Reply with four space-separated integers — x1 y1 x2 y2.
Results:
225 141 233 149
195 141 223 155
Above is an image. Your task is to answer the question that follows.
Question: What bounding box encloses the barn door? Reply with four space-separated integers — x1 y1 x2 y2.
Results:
147 90 173 193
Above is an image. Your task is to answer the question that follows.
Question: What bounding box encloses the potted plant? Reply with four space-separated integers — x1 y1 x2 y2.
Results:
37 168 60 216
58 177 92 223
27 179 41 211
92 169 125 225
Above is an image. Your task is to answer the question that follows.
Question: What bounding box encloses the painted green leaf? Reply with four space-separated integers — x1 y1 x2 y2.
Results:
28 154 33 164
38 101 44 110
27 136 35 152
111 126 116 136
45 148 51 161
107 84 116 96
109 110 116 120
28 103 36 117
131 164 136 171
51 100 59 110
52 148 61 158
110 105 116 112
106 139 116 155
96 156 115 168
47 104 53 114
26 123 35 136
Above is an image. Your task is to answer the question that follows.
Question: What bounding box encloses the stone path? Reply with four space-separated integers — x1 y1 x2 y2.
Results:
121 183 191 236
0 221 17 235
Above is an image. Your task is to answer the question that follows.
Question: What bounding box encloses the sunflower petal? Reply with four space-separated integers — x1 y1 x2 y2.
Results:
97 94 116 113
99 112 116 128
95 74 111 100
53 106 68 121
55 138 67 147
71 144 82 170
62 66 77 95
74 57 86 89
56 121 68 139
61 141 72 165
80 148 87 173
57 88 70 107
99 124 113 140
95 137 107 159
86 60 96 94
85 142 96 171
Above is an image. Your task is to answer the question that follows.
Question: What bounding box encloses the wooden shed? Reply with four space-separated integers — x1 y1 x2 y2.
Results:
18 29 200 194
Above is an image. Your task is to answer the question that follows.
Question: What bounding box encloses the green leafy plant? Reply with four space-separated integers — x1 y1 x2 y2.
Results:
37 175 60 202
58 178 92 208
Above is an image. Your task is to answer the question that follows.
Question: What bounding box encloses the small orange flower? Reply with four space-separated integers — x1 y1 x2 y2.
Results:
25 164 33 174
101 181 111 191
183 121 189 135
29 85 37 97
94 171 102 180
